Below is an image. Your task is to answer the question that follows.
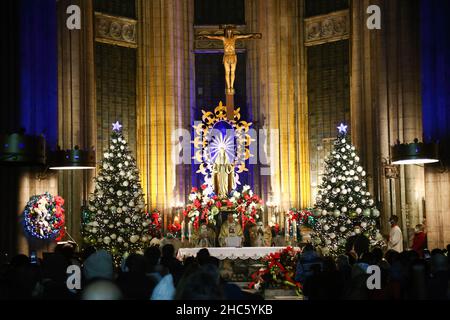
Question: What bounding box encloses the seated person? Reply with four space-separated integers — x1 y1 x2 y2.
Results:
218 213 243 247
295 244 323 284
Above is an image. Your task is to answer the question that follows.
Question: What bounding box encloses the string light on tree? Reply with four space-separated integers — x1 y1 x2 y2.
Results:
312 123 384 255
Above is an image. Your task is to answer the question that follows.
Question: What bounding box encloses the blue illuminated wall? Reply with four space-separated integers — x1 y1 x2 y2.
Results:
421 0 450 163
19 0 58 148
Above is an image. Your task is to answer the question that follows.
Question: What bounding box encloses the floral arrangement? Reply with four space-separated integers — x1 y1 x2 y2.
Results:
248 246 302 295
183 184 263 230
287 208 316 228
229 185 263 230
22 193 65 241
167 218 182 236
147 209 162 237
183 185 221 230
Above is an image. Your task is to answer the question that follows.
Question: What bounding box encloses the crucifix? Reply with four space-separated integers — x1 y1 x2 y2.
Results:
196 25 262 119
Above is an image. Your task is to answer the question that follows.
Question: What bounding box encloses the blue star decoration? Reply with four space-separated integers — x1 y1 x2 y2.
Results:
112 121 123 132
337 123 348 134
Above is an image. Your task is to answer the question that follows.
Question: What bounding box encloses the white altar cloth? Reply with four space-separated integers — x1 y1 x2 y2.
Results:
177 247 298 261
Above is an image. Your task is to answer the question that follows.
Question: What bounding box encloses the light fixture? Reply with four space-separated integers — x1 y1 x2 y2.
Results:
0 132 46 166
48 146 96 170
391 139 439 165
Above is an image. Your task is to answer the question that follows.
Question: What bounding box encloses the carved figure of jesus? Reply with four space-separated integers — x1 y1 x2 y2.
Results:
197 26 261 93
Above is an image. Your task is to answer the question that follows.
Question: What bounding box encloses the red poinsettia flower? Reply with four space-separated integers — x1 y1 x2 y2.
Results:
191 187 198 193
194 199 201 208
54 196 64 206
244 193 250 200
226 200 233 207
216 201 222 208
201 184 207 190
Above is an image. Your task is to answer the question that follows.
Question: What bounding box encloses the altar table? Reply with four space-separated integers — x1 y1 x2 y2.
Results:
177 247 298 261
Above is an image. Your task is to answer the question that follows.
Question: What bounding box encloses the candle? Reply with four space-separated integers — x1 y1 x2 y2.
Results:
181 220 185 242
292 219 297 242
285 215 289 240
188 221 192 243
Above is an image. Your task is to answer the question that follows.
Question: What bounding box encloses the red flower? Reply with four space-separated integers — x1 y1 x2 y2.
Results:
226 200 233 207
216 201 222 208
191 187 198 193
201 184 207 190
244 194 250 200
194 199 201 208
182 210 187 217
54 196 64 206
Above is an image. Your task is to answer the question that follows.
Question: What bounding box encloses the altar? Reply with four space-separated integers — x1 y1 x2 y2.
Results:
177 246 293 261
177 246 299 282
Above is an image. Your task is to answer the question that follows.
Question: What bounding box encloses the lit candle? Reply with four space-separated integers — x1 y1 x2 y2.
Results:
181 220 185 242
292 219 297 243
285 215 289 240
188 221 192 242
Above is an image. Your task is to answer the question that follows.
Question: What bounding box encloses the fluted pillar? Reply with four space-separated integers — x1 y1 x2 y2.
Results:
136 0 195 228
350 0 424 239
246 0 310 214
57 0 97 244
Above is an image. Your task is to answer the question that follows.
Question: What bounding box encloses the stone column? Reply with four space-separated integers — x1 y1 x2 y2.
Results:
350 0 424 240
245 0 310 213
57 0 97 244
136 0 195 229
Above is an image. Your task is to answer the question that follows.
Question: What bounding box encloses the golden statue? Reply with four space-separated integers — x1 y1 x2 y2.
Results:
219 212 243 247
212 147 235 198
197 25 262 94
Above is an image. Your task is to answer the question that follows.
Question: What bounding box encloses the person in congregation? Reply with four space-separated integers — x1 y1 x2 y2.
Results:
387 215 403 253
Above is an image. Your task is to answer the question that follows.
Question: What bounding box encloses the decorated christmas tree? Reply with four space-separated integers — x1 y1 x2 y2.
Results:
82 121 150 265
312 123 384 256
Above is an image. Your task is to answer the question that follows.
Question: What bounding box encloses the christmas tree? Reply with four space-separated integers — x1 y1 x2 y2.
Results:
312 123 384 256
82 121 150 265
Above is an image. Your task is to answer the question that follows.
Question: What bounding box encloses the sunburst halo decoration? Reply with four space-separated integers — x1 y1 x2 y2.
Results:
192 102 254 189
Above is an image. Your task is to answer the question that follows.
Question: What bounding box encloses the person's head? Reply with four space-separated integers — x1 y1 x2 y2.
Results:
175 268 224 300
81 279 123 300
302 243 314 253
196 248 211 266
162 244 175 259
183 256 196 268
227 212 234 223
144 246 161 267
430 253 448 274
336 254 350 270
431 248 443 256
322 256 337 273
384 249 400 265
371 247 384 263
83 250 114 282
415 224 425 233
81 246 96 262
389 215 399 226
125 253 146 275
